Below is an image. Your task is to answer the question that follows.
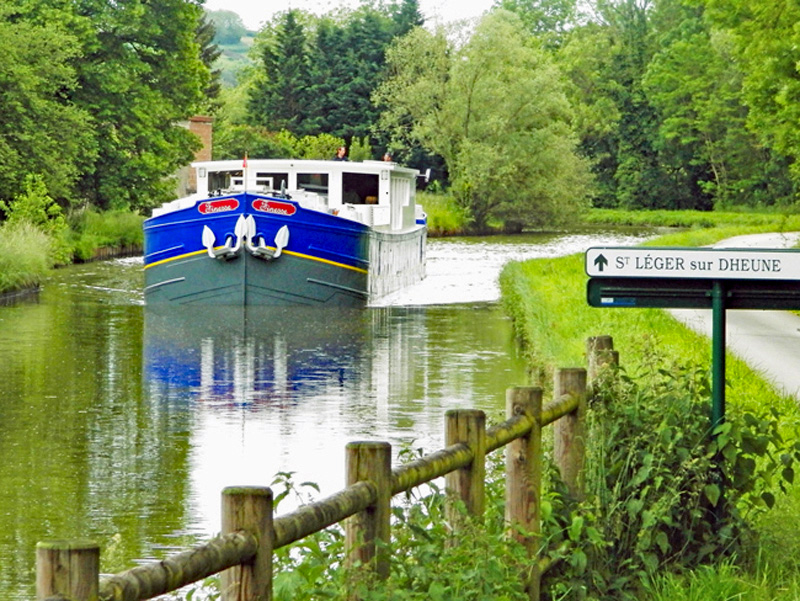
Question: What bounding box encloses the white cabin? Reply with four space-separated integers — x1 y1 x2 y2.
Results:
156 158 424 232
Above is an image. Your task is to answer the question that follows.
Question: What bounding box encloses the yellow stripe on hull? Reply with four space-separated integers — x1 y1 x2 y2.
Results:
145 247 368 274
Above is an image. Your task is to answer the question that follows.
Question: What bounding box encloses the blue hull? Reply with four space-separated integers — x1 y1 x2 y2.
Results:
144 193 372 306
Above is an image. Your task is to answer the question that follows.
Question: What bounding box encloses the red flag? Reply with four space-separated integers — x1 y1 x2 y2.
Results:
243 152 248 168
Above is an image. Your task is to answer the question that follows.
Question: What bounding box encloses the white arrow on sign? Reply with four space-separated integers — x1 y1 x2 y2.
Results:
585 247 800 280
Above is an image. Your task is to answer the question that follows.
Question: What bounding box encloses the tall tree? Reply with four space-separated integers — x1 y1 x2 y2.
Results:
198 12 223 105
560 0 697 209
704 0 800 195
246 1 424 149
493 0 578 46
248 10 313 134
207 9 248 44
376 11 591 229
70 0 210 211
0 0 95 206
643 0 793 207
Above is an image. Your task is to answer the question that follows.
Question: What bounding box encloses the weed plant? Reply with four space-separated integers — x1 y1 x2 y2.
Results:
542 357 799 599
269 460 531 601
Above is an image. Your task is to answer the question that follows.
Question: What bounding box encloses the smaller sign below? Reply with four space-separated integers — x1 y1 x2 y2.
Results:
587 277 800 310
586 247 800 281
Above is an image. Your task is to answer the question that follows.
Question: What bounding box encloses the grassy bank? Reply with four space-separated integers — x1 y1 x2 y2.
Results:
499 226 800 599
582 207 800 230
420 192 800 237
0 209 143 296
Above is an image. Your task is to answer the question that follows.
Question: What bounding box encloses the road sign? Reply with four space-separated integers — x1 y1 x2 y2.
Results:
585 245 800 513
586 247 800 280
587 277 800 309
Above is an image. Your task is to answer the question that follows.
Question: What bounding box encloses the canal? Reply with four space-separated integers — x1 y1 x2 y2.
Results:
0 230 648 598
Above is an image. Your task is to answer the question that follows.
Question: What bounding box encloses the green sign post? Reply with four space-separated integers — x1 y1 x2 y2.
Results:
586 247 800 511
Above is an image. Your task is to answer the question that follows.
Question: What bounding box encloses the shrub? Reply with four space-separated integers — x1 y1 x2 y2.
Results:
541 353 800 600
418 191 468 236
0 174 72 265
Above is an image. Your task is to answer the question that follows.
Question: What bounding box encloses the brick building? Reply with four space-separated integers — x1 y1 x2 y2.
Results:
176 115 213 198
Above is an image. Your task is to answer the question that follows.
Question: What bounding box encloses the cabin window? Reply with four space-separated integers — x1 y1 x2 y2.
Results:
208 170 240 192
342 172 379 204
298 173 329 194
256 172 289 191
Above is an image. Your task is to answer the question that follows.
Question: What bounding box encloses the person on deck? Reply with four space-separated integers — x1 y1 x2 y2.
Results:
334 146 348 161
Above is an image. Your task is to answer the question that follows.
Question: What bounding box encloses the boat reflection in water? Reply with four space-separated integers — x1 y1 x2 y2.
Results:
144 305 371 411
143 302 526 531
143 304 427 529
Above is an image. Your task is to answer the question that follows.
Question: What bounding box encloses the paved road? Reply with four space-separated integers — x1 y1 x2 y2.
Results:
670 232 800 398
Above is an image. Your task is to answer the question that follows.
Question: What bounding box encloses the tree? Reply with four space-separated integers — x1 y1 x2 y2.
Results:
0 0 95 206
704 0 800 196
69 0 211 212
493 0 578 46
376 11 591 230
197 12 223 106
642 0 793 208
207 9 248 44
246 1 424 153
248 10 313 134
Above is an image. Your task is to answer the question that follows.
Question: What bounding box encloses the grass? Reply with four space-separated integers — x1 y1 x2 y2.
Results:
0 208 144 295
0 222 52 293
418 190 469 236
499 225 800 598
67 207 144 261
582 207 800 231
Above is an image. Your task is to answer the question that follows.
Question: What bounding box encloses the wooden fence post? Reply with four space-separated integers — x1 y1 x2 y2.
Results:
220 486 273 601
505 387 543 600
587 336 619 397
36 539 100 601
554 368 587 501
345 441 392 585
445 409 486 522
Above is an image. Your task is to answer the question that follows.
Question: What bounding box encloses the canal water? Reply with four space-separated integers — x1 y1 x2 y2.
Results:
0 230 648 599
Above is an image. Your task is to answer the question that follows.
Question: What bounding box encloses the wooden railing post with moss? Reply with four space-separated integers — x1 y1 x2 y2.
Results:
35 336 618 601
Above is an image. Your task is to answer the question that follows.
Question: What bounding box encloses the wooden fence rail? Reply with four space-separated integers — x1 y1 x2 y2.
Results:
37 336 619 601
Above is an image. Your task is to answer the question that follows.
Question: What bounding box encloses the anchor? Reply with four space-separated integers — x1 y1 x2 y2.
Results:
202 214 246 260
245 215 290 261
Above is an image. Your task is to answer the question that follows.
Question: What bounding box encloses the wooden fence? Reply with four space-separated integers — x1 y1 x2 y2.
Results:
36 336 619 601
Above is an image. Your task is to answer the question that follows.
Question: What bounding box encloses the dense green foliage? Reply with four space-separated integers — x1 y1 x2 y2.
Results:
375 12 592 230
4 0 800 230
0 0 216 214
0 223 52 294
211 0 800 231
213 1 422 161
0 198 143 295
558 0 799 210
